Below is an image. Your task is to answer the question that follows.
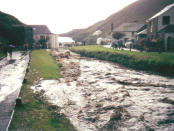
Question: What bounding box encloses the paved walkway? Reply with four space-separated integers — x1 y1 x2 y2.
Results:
0 52 29 131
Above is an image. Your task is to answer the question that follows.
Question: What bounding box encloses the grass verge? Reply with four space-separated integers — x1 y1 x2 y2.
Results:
9 50 76 131
71 45 174 77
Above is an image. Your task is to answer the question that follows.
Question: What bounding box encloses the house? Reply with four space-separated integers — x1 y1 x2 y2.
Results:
136 25 147 41
136 29 147 41
113 22 144 43
97 37 111 45
50 34 59 49
58 37 75 47
146 3 174 50
30 25 59 49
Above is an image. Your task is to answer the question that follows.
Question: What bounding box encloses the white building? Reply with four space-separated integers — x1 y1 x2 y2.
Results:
146 3 174 50
50 34 59 49
58 37 75 47
97 37 111 45
30 25 59 49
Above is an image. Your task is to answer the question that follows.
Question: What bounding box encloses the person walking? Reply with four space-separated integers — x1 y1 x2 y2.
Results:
3 44 15 60
24 43 29 55
9 44 15 59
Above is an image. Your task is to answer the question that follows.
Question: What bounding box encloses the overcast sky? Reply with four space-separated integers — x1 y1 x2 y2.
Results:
0 0 137 34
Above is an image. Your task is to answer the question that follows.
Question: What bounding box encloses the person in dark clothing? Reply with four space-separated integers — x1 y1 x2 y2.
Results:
8 46 13 59
24 43 29 51
3 44 14 60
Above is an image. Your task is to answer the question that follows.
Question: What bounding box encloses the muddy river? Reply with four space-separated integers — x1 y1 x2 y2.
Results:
31 51 174 131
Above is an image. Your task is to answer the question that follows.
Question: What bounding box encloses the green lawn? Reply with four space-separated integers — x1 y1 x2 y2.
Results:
9 50 76 131
30 50 62 79
71 45 174 76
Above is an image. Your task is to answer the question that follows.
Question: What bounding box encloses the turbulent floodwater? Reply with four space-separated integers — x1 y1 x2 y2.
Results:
31 51 174 131
0 52 29 130
0 52 29 102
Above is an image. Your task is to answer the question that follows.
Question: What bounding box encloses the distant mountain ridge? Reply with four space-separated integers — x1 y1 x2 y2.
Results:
60 0 174 42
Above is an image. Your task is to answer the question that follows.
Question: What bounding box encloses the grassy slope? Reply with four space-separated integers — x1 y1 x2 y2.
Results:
9 50 76 131
71 45 174 76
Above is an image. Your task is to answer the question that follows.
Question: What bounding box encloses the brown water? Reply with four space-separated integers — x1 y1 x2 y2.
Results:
31 51 174 131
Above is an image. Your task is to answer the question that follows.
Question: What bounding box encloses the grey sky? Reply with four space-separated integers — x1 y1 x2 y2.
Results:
0 0 137 34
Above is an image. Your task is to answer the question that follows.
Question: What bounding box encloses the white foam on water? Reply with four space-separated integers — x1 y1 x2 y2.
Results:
31 54 174 131
0 52 29 102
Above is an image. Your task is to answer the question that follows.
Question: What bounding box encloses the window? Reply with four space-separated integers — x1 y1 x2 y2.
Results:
40 35 45 40
131 32 134 37
46 36 50 40
124 38 128 42
162 16 170 25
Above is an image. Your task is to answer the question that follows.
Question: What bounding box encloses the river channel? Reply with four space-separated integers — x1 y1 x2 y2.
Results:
31 51 174 131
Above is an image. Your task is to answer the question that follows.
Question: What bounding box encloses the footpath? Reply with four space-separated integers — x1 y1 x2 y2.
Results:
0 52 29 131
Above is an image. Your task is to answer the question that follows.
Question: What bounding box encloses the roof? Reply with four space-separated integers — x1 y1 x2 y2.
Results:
159 24 174 33
113 23 144 32
137 29 147 35
59 37 75 43
30 25 51 34
147 3 174 22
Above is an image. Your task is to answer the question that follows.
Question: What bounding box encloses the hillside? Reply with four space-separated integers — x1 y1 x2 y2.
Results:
60 0 174 42
0 11 32 47
0 11 23 25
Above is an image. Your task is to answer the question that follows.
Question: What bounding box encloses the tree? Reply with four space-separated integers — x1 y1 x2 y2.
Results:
112 32 125 40
0 36 9 49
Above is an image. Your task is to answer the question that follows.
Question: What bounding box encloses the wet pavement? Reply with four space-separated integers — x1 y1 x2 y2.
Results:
31 50 174 131
0 52 29 131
